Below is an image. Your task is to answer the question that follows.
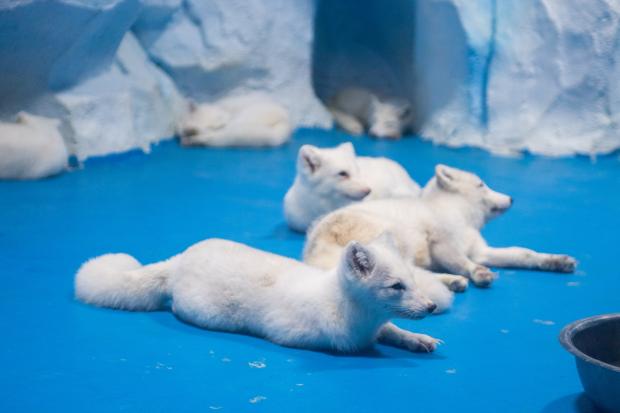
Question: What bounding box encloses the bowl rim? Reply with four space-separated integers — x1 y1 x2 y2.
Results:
559 313 620 373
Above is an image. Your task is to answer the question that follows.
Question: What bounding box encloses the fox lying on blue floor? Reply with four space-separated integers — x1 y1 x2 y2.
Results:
304 164 577 288
284 142 421 232
75 236 444 353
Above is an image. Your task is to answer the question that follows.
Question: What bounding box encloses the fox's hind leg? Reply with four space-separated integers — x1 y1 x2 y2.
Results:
474 246 577 273
377 322 442 353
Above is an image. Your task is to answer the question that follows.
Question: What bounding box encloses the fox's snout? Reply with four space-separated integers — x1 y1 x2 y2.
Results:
344 185 371 201
489 191 513 215
181 127 200 137
425 302 437 314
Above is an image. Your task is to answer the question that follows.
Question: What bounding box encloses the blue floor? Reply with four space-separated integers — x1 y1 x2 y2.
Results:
1 129 618 412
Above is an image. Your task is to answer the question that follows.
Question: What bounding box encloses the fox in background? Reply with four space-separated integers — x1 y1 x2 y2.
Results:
284 142 421 232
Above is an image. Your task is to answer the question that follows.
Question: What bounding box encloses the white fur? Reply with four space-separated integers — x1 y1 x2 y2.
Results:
177 94 291 147
304 164 577 288
75 237 442 353
0 112 68 179
328 87 412 139
284 142 421 232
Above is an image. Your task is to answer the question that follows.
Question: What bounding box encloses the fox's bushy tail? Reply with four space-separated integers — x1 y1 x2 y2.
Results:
75 253 174 311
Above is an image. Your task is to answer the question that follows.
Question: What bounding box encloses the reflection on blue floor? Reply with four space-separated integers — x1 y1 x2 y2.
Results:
1 129 618 412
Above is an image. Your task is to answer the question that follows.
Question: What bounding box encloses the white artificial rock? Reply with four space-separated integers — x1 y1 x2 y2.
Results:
1 0 619 160
55 32 185 160
0 0 141 114
133 0 332 129
0 0 184 160
414 0 620 156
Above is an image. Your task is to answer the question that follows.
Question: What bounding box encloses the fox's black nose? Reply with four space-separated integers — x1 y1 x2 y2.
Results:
509 197 514 205
426 303 437 313
182 127 199 137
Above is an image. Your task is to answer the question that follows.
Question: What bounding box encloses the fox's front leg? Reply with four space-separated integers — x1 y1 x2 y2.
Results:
430 240 496 287
436 273 469 292
473 246 577 273
329 108 364 136
377 322 441 353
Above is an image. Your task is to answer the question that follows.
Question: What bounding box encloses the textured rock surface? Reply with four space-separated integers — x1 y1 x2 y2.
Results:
0 0 141 111
413 0 620 156
0 0 329 160
1 0 619 159
132 0 331 128
56 32 185 160
0 0 183 160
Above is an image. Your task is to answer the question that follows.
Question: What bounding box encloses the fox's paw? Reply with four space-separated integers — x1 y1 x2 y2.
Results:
347 123 364 136
471 265 497 288
407 334 443 353
448 275 469 292
545 255 577 273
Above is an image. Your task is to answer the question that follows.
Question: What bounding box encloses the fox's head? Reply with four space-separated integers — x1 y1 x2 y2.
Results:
296 143 371 205
425 164 513 224
338 234 436 320
178 102 231 140
368 98 411 139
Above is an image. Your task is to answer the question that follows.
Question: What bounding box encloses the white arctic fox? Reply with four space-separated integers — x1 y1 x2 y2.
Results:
328 87 412 139
304 164 577 288
75 237 443 353
177 94 291 147
0 112 68 180
284 142 421 232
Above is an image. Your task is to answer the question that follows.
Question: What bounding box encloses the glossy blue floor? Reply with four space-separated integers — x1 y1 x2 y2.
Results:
1 129 618 412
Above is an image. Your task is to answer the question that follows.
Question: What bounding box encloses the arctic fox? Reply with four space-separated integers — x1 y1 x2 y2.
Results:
178 94 291 147
328 87 412 139
75 237 443 353
0 112 68 180
304 164 577 288
284 142 421 232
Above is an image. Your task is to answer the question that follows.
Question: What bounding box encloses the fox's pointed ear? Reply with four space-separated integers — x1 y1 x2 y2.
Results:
344 241 375 278
435 164 457 191
337 142 355 156
298 145 321 174
16 111 30 124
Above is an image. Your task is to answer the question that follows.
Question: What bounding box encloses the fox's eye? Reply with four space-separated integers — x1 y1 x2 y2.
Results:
477 182 484 188
337 171 350 179
390 282 406 291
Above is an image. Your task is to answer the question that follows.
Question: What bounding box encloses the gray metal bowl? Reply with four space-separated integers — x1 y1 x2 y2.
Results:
560 314 620 413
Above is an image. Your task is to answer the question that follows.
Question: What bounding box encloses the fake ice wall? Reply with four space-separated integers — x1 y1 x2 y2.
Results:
1 0 618 159
0 0 183 160
415 0 620 156
0 0 329 160
133 0 331 129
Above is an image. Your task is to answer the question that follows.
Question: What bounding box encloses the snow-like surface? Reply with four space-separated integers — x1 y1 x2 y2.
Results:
0 0 182 160
133 0 331 128
0 0 329 160
414 0 620 156
56 32 185 160
0 0 619 159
